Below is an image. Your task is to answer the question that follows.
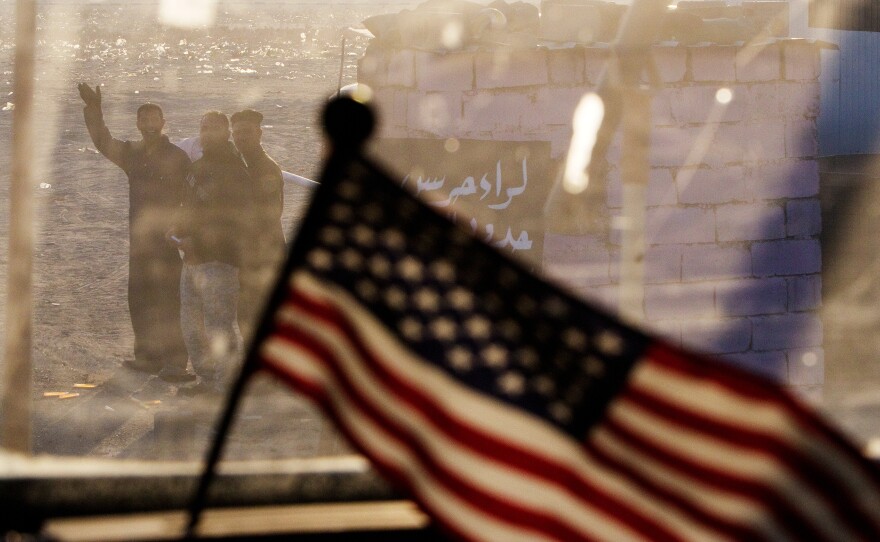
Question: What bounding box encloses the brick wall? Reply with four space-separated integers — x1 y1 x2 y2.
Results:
358 40 823 396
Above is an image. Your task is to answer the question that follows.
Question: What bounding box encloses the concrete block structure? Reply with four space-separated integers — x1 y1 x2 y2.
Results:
359 39 823 396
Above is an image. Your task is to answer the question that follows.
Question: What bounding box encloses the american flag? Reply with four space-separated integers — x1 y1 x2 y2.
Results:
256 158 880 541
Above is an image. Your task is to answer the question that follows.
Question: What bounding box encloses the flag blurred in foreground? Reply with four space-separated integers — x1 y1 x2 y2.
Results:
256 156 880 541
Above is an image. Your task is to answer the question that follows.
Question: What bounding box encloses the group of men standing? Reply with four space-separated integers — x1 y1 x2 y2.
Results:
78 83 288 394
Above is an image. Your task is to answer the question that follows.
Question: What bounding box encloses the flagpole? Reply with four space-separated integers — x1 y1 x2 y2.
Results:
185 96 375 538
1 0 37 454
184 359 257 538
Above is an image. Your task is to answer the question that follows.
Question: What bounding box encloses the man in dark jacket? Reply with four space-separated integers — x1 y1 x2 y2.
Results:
78 82 193 382
230 109 286 341
174 111 254 393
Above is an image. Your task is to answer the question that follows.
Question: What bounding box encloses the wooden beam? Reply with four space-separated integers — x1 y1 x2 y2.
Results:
2 0 37 454
43 501 430 541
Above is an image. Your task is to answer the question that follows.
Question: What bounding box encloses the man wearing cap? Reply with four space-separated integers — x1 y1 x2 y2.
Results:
230 108 286 341
172 111 254 394
78 82 194 383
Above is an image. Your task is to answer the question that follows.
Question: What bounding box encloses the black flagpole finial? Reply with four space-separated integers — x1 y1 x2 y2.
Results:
323 94 376 152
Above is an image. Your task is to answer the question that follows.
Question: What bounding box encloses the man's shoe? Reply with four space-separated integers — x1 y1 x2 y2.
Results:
178 381 222 397
158 366 197 383
122 358 162 375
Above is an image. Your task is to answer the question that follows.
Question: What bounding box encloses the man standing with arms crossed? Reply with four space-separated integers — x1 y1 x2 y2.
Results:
78 83 194 382
230 109 286 342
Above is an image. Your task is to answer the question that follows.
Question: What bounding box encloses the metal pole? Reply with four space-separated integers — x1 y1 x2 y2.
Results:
185 363 257 538
1 0 37 453
618 86 651 323
590 0 667 324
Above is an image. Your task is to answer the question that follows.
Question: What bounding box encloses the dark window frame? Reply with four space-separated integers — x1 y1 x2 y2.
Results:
810 0 880 32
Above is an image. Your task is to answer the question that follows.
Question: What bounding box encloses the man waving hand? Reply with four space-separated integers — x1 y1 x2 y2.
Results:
79 83 194 382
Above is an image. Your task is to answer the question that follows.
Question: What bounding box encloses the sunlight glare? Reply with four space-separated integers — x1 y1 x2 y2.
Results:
159 0 218 29
563 93 605 194
441 20 465 50
715 87 733 105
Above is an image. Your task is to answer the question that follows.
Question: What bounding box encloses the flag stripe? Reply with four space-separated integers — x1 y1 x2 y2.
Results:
609 396 854 537
639 347 880 532
649 344 880 481
598 409 833 542
654 345 880 509
280 277 590 463
587 425 794 542
269 284 673 541
262 337 549 542
264 310 658 542
617 384 877 539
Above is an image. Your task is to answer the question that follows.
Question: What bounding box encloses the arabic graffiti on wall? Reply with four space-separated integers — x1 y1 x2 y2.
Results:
374 138 555 267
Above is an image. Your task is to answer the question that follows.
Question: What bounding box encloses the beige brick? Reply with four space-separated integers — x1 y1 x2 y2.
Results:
783 41 820 81
671 85 746 124
462 91 531 132
650 125 707 167
476 49 548 89
372 88 406 128
742 120 786 162
652 45 687 83
705 123 746 167
358 53 387 88
531 86 587 126
548 124 572 160
387 49 416 87
736 43 782 82
786 118 818 158
780 81 820 118
584 46 610 86
548 47 585 85
414 51 474 91
746 82 784 120
691 45 737 82
407 92 462 135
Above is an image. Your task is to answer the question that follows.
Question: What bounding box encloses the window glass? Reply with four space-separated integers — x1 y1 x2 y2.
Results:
0 0 879 468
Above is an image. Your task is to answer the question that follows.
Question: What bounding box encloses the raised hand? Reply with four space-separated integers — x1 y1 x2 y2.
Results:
77 82 102 108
